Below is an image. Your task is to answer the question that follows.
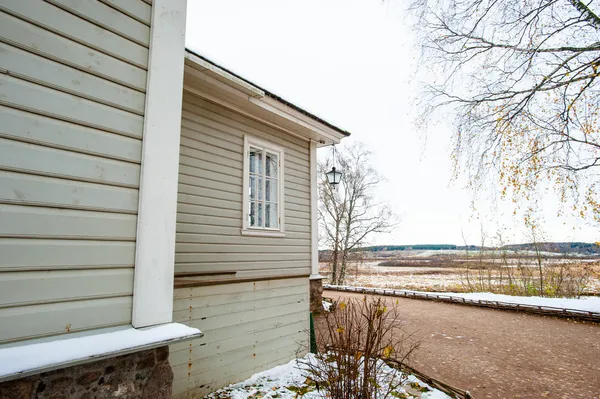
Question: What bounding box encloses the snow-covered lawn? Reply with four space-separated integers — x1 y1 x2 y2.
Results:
204 354 452 399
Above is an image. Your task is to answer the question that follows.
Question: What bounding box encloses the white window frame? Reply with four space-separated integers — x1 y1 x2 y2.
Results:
242 135 285 237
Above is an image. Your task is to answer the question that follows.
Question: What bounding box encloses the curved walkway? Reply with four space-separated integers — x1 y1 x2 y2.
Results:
324 290 600 399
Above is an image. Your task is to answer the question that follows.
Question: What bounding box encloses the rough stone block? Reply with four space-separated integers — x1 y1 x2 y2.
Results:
309 278 324 313
0 346 174 399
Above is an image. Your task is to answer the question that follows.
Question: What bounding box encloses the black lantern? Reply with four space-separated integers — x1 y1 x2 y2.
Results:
326 144 343 185
325 166 343 185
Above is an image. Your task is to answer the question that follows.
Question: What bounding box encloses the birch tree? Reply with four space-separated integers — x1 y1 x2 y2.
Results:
409 0 600 222
318 143 396 285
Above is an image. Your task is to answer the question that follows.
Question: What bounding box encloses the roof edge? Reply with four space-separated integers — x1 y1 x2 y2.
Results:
184 48 351 138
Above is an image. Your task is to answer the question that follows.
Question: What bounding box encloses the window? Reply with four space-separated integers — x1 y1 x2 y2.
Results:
242 136 285 236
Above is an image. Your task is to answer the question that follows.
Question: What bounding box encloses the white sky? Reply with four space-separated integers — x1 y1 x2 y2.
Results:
185 0 599 246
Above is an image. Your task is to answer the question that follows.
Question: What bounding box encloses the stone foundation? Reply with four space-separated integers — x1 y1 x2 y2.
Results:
309 278 324 313
0 346 173 399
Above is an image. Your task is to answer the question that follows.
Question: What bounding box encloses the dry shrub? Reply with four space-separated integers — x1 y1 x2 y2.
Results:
304 296 420 399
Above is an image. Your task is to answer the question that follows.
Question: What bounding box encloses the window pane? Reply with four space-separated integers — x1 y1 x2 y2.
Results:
250 176 257 200
265 178 278 203
249 148 263 174
266 152 278 177
249 201 257 226
258 177 264 201
257 202 264 227
265 203 278 228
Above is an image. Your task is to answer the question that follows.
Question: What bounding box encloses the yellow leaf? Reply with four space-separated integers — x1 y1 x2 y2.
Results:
382 345 394 358
336 326 345 333
338 302 346 310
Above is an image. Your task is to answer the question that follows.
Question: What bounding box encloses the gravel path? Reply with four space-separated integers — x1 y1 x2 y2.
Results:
324 290 600 399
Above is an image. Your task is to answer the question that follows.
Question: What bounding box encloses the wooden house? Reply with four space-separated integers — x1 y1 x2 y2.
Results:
0 1 349 397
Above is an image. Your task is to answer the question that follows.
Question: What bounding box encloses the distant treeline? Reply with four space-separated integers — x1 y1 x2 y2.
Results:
360 244 458 251
353 242 600 254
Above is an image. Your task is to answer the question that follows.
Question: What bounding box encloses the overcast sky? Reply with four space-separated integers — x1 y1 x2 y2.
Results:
185 0 598 246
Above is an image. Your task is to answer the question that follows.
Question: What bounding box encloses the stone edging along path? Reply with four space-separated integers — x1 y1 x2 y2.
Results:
323 285 600 323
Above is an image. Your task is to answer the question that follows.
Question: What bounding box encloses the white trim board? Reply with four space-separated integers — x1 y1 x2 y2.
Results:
309 140 320 278
132 0 187 328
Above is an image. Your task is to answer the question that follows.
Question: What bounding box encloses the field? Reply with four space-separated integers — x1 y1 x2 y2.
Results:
320 249 600 296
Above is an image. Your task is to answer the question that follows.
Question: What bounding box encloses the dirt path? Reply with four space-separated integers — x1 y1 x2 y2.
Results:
324 290 600 399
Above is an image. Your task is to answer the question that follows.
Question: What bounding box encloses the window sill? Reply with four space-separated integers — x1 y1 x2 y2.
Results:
241 229 286 238
0 323 202 383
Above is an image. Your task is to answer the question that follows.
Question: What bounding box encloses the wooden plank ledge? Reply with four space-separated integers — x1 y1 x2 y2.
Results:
174 274 310 289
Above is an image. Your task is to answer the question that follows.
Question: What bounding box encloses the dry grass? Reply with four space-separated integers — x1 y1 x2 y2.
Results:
320 252 600 296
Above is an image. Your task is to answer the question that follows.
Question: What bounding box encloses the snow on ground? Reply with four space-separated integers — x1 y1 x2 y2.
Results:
204 354 451 399
416 291 600 313
322 300 332 312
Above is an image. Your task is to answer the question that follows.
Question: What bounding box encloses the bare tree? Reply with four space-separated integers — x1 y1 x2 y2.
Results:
409 0 600 221
319 143 396 285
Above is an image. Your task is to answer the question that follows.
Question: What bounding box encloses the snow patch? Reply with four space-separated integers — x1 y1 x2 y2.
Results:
0 323 201 380
204 354 453 399
322 300 332 312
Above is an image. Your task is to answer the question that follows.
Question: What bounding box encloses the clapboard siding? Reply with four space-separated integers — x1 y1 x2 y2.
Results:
99 0 152 25
0 204 136 240
170 278 309 398
0 269 133 308
0 171 139 213
0 12 147 91
175 90 312 279
0 239 136 271
46 0 151 47
0 43 146 114
0 74 144 138
0 106 142 163
1 0 149 68
0 297 133 343
0 1 150 343
0 138 140 188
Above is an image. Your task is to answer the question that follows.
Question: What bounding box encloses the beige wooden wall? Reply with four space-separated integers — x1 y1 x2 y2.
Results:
0 0 152 344
170 91 313 397
170 277 309 398
175 92 312 279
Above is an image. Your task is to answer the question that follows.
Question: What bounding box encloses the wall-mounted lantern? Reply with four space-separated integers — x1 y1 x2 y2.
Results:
325 167 342 185
325 144 343 185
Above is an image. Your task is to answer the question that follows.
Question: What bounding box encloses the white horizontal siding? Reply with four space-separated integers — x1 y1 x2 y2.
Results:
170 278 309 398
0 0 151 343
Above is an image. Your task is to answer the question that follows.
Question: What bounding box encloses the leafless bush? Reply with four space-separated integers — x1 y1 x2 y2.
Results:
302 297 420 399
